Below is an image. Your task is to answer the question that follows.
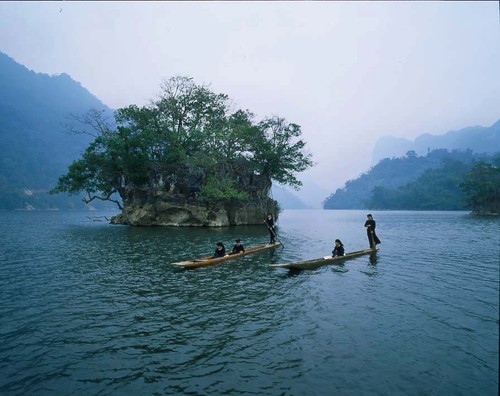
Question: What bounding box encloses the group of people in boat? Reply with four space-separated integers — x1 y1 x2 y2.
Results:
213 213 277 258
213 239 245 258
332 214 381 257
212 213 381 259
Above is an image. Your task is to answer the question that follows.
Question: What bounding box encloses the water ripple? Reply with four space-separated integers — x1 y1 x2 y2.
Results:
0 210 498 395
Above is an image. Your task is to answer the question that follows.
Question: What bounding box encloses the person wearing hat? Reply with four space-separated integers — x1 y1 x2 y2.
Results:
231 239 245 254
213 242 226 258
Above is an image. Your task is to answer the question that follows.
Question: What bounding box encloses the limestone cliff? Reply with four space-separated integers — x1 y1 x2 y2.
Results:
110 172 279 226
110 192 278 226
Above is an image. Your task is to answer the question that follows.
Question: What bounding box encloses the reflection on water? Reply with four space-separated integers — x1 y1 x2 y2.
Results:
0 210 498 395
369 251 379 266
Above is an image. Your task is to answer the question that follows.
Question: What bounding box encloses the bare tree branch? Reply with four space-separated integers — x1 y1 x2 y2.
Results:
63 108 114 138
83 190 123 210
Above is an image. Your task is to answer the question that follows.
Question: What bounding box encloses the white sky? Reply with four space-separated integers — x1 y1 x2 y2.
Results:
1 1 499 207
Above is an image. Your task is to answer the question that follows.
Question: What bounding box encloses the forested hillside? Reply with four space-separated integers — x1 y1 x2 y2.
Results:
372 119 500 164
324 149 499 210
0 52 114 209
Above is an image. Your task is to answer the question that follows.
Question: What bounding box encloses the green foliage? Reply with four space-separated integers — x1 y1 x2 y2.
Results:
460 162 500 214
368 159 470 210
324 149 456 209
198 175 249 203
53 76 313 207
252 117 314 189
324 149 498 210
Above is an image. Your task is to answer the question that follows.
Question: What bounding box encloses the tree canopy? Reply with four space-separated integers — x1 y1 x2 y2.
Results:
51 76 313 208
460 160 500 214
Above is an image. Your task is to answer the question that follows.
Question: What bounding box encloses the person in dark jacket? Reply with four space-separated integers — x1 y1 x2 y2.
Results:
231 239 245 254
332 239 345 257
364 214 381 249
264 213 277 244
213 242 226 258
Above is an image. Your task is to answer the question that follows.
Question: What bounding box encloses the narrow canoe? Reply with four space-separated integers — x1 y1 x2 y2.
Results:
270 248 378 270
171 242 281 268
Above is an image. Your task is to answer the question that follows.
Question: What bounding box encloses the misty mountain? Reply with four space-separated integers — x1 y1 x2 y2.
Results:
372 120 500 165
287 176 332 209
271 185 310 210
0 51 114 209
324 148 498 210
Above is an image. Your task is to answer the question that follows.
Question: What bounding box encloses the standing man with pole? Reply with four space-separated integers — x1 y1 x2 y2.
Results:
264 212 283 247
364 214 381 250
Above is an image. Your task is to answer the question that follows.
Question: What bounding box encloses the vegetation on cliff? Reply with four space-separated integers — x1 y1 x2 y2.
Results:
51 77 313 220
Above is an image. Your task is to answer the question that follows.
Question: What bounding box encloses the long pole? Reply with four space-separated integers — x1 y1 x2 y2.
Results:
369 231 376 251
265 223 284 248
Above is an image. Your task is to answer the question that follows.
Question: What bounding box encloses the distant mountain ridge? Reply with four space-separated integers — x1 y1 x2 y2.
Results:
372 120 500 165
0 51 114 209
324 148 499 210
325 118 500 209
271 185 310 210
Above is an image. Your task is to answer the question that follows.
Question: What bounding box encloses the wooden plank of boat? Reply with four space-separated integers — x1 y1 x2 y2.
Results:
171 242 282 268
270 248 378 270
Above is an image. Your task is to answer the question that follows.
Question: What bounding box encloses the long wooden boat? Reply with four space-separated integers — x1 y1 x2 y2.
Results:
270 248 378 270
171 242 281 268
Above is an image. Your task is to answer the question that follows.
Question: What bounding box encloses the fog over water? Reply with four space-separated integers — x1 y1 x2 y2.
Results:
0 1 499 206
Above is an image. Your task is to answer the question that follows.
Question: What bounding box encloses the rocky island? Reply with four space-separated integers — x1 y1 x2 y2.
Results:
52 77 313 226
110 172 277 226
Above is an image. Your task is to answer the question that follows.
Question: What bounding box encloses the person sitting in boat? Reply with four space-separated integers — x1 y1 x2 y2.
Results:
231 239 245 254
332 239 345 257
213 242 226 258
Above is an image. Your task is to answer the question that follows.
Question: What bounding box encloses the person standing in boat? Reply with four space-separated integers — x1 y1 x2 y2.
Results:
264 213 277 244
213 242 226 258
231 239 245 254
364 214 381 249
332 239 345 257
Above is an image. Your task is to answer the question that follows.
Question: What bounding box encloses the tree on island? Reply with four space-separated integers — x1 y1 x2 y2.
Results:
51 76 313 226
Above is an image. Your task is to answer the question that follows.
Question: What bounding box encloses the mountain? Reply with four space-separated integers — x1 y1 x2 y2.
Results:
323 120 500 209
271 185 310 209
0 51 114 209
289 175 332 209
324 148 498 210
366 156 500 212
372 120 500 165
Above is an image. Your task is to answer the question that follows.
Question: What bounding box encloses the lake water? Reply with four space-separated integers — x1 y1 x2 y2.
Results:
0 210 498 395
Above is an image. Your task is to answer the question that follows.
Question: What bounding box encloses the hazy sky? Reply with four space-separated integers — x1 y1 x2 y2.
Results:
1 1 499 206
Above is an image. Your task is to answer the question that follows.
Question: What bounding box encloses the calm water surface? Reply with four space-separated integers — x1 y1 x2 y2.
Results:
0 210 498 395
